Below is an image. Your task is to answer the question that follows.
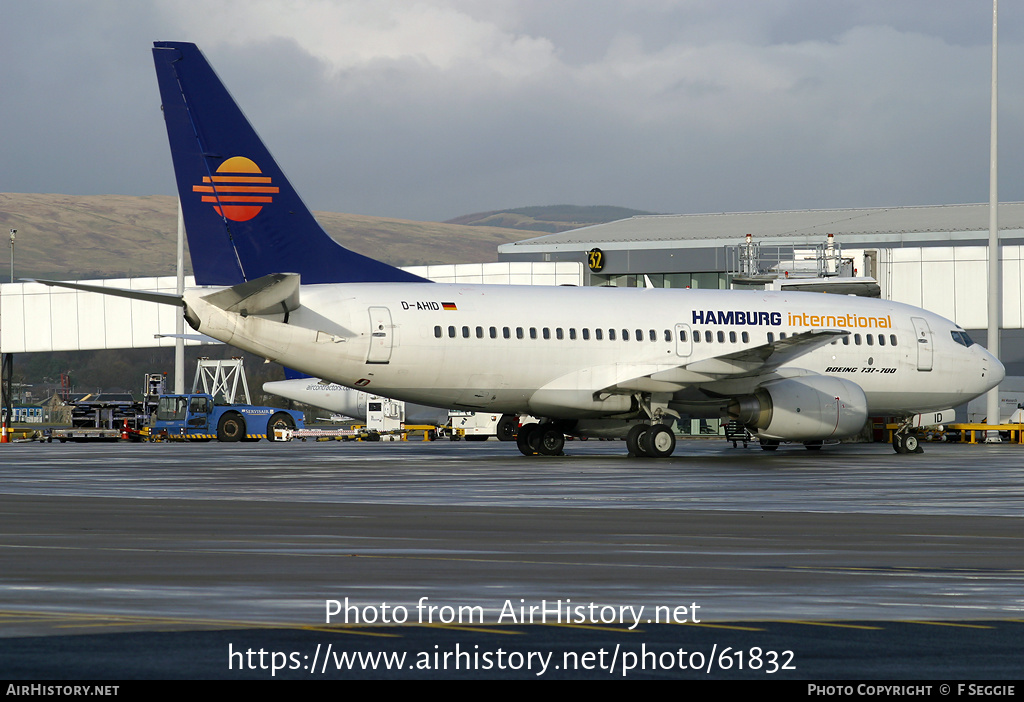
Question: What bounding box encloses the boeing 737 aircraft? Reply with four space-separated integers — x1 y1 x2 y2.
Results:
39 42 1004 457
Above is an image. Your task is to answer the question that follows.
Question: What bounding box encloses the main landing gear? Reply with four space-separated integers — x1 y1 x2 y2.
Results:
516 422 566 456
625 423 676 458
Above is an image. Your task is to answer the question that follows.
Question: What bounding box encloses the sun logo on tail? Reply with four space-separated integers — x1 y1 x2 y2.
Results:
192 156 280 222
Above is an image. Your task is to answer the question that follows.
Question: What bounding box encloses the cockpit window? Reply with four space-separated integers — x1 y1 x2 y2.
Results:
951 330 974 347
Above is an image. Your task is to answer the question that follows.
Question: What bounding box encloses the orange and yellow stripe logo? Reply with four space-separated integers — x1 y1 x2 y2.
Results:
192 156 279 222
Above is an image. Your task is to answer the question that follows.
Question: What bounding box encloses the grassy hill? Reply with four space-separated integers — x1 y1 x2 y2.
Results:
0 193 537 281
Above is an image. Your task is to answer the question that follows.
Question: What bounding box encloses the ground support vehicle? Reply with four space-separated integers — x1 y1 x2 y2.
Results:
444 412 521 441
152 393 304 442
272 425 404 441
151 359 303 442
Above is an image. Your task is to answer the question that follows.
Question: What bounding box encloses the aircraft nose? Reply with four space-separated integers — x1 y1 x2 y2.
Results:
982 346 1006 389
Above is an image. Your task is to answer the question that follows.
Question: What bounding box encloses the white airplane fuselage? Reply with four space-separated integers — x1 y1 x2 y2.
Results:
185 282 1002 432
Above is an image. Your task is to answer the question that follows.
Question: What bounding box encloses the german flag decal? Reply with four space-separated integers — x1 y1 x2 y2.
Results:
442 302 458 311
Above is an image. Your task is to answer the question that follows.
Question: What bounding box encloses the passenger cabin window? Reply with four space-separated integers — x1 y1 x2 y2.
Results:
583 328 590 340
434 325 442 338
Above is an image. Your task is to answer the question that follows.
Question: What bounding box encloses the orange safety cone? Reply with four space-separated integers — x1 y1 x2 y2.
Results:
1 422 7 443
120 419 129 440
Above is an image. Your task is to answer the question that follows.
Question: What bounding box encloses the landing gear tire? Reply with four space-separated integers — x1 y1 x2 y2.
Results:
893 433 922 454
537 426 565 456
496 415 518 442
641 424 676 458
803 440 823 451
516 422 542 456
217 413 245 442
759 439 779 451
267 412 295 442
626 424 650 457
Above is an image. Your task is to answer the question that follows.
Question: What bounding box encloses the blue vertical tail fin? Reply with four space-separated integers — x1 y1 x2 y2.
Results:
152 41 426 286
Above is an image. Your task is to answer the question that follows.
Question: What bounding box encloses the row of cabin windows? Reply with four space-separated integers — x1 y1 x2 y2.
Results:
435 325 671 341
829 333 898 346
434 325 898 347
680 330 751 344
767 331 897 346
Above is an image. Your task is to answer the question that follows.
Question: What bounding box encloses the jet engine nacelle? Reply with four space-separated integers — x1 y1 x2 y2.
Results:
727 376 868 441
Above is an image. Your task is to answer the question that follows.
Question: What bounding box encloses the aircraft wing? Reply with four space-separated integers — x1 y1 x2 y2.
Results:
529 329 848 414
607 329 848 394
653 329 848 384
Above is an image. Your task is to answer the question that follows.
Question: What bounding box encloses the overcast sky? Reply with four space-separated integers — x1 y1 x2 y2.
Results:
2 1 1022 222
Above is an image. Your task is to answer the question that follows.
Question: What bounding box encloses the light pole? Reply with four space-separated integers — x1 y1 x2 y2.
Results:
9 229 15 284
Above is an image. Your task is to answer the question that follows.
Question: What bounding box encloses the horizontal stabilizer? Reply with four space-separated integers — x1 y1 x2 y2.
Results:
29 279 183 306
200 272 301 316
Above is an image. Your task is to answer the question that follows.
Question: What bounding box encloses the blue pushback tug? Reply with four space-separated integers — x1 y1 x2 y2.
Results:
151 359 303 442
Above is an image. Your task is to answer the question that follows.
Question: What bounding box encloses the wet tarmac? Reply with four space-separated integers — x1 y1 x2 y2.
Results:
1 438 1022 678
